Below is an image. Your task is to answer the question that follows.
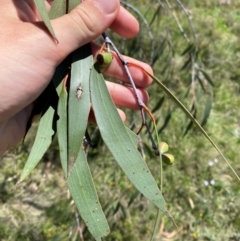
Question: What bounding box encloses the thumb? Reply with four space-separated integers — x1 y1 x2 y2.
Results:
51 0 120 58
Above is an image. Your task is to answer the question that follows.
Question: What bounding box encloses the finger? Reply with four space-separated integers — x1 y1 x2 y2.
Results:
91 43 153 88
109 6 139 38
88 108 126 124
50 0 121 60
48 2 139 38
49 4 138 42
0 0 121 120
50 1 140 61
3 0 138 61
106 81 149 109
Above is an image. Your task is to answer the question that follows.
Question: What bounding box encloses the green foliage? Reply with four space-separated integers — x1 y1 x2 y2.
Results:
90 63 167 214
1 1 240 241
17 1 174 239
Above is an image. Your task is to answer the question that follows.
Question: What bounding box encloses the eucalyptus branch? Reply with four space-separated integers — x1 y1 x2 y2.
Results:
74 208 85 241
175 0 198 89
164 0 190 43
156 0 165 9
101 32 159 155
163 0 197 88
175 0 198 46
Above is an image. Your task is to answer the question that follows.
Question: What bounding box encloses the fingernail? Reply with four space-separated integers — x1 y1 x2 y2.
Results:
94 0 118 14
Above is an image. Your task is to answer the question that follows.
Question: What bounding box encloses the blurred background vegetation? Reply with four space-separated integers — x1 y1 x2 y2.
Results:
1 0 240 240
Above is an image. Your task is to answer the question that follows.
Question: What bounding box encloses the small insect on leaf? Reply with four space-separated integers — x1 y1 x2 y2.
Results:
76 83 83 100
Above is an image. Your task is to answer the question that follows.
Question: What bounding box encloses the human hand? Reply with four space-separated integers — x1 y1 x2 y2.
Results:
0 0 153 155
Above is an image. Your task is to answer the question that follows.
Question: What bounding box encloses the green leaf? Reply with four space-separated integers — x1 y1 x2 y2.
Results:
143 68 240 181
201 94 212 127
57 81 68 178
24 82 57 139
126 128 139 146
49 0 67 19
34 0 58 41
90 63 171 218
68 45 92 172
49 62 69 178
152 95 165 113
23 43 68 180
158 111 172 134
181 43 194 56
152 38 166 66
196 75 207 93
198 69 214 86
19 105 56 182
68 0 81 12
68 149 110 240
181 56 191 71
183 103 197 136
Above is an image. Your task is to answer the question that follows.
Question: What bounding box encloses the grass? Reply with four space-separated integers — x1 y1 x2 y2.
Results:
1 1 240 240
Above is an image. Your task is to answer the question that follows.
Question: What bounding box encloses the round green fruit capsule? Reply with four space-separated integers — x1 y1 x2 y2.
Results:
162 153 174 165
158 142 169 154
96 52 113 71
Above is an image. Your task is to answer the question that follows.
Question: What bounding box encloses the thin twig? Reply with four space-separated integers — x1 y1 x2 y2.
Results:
68 226 73 241
164 0 190 43
74 208 84 241
175 0 198 88
163 0 198 93
175 0 198 47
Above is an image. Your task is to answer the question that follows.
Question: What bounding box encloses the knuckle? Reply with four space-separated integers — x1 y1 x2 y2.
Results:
68 7 99 39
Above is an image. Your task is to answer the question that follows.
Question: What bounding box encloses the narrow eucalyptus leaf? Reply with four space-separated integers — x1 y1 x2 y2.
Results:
24 82 57 138
68 0 81 12
152 39 166 66
51 60 69 95
198 69 214 86
52 62 69 178
19 106 56 182
68 149 110 239
34 0 58 41
68 45 92 173
143 68 240 181
149 5 161 26
126 127 138 146
57 83 68 178
127 190 139 207
181 43 194 56
27 58 68 140
183 107 197 136
201 95 212 127
181 56 191 71
49 0 67 19
196 73 206 92
90 64 169 216
158 111 172 134
152 96 165 113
